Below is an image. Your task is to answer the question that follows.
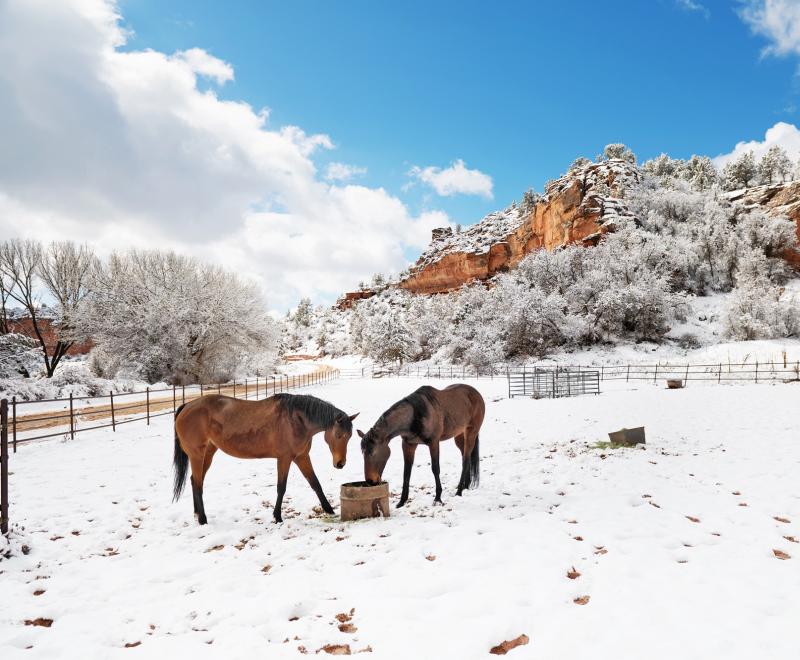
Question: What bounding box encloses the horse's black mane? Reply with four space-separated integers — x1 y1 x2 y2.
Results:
273 393 351 431
375 386 435 437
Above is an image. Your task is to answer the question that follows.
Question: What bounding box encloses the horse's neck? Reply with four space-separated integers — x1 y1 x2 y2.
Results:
379 404 413 440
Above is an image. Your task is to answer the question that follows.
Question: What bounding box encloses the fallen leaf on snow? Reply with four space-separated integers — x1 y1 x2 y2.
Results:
489 633 530 655
783 536 798 544
33 589 45 596
205 545 224 553
124 641 141 648
338 623 357 633
774 516 791 524
317 643 351 655
573 595 590 605
261 564 272 573
425 555 436 561
566 567 581 580
24 618 53 627
773 549 791 560
686 516 701 523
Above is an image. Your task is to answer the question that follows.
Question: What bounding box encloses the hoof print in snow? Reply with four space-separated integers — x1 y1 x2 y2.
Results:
773 549 791 560
566 567 581 580
489 633 530 655
573 595 590 605
124 641 141 648
686 516 701 523
24 618 53 627
317 643 351 655
773 516 791 524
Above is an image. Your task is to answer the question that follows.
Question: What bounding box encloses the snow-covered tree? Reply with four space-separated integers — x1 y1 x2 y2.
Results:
683 155 718 191
0 239 95 377
758 145 792 185
602 143 636 164
721 151 758 190
0 333 41 378
80 249 277 383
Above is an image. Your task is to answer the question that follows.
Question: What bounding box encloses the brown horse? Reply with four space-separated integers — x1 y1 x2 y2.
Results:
358 384 485 507
173 393 358 524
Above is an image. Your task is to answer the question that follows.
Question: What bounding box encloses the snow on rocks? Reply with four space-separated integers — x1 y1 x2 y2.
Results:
0 378 798 658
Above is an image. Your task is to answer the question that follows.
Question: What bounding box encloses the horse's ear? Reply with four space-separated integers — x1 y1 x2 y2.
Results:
349 412 360 421
357 429 365 439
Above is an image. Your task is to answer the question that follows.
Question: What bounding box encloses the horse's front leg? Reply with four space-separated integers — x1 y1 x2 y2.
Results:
273 455 292 523
429 439 443 505
294 452 334 515
397 439 417 508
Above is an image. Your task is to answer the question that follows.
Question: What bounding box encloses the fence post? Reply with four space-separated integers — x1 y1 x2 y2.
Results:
69 393 75 440
110 391 116 431
146 387 150 426
626 365 630 382
217 383 221 395
653 364 658 384
685 364 689 383
12 396 16 454
1 398 8 535
173 385 176 412
755 362 759 384
182 384 186 404
233 380 236 399
718 363 722 384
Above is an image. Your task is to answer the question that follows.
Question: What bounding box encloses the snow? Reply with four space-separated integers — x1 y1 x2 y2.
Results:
1 377 799 659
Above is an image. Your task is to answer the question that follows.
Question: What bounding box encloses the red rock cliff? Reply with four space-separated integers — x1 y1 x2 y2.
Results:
398 160 639 294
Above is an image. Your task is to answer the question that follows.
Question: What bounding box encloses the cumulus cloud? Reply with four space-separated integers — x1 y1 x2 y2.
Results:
739 0 800 58
324 162 367 182
408 159 494 199
713 121 800 168
0 0 449 310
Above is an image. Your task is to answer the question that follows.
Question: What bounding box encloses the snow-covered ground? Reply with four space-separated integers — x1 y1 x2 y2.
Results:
1 378 798 659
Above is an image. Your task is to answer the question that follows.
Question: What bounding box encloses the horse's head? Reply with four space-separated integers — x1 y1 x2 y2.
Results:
324 412 359 469
358 428 390 485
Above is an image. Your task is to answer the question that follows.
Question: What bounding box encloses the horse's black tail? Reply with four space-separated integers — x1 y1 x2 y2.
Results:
469 433 480 489
173 403 189 502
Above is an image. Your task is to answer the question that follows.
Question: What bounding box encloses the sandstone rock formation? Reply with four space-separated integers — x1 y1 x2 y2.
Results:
397 160 639 294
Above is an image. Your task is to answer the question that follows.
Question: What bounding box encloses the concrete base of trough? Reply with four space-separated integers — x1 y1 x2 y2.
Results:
340 481 390 522
608 427 645 447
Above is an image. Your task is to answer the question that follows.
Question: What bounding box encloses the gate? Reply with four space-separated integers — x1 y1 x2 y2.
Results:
507 368 600 399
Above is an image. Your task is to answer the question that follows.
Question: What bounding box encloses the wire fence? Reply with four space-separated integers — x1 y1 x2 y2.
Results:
7 368 340 451
337 359 800 384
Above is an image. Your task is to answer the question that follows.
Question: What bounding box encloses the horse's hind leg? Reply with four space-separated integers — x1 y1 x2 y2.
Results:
294 452 334 515
189 454 209 525
455 433 472 496
429 440 443 505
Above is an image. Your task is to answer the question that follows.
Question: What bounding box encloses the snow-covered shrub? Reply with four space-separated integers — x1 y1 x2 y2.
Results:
0 333 41 378
723 278 798 341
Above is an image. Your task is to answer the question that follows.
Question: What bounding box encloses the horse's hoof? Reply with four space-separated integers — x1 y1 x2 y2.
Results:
433 498 444 506
396 500 407 509
198 515 208 525
323 507 335 515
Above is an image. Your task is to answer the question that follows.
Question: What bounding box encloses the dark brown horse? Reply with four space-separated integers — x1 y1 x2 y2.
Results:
358 384 485 507
173 393 358 523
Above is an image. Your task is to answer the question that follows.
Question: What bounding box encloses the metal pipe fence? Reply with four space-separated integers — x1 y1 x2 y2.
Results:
336 359 800 384
7 368 340 450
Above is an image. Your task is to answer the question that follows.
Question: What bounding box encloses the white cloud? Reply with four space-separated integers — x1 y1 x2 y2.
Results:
408 159 493 199
675 0 709 19
739 0 800 57
0 0 450 310
713 121 800 169
324 162 367 182
175 48 234 84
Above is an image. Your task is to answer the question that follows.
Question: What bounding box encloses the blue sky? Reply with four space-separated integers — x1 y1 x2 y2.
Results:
118 0 798 225
3 1 799 309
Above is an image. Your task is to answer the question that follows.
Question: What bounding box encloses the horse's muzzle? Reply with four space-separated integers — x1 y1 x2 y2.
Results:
335 461 345 469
